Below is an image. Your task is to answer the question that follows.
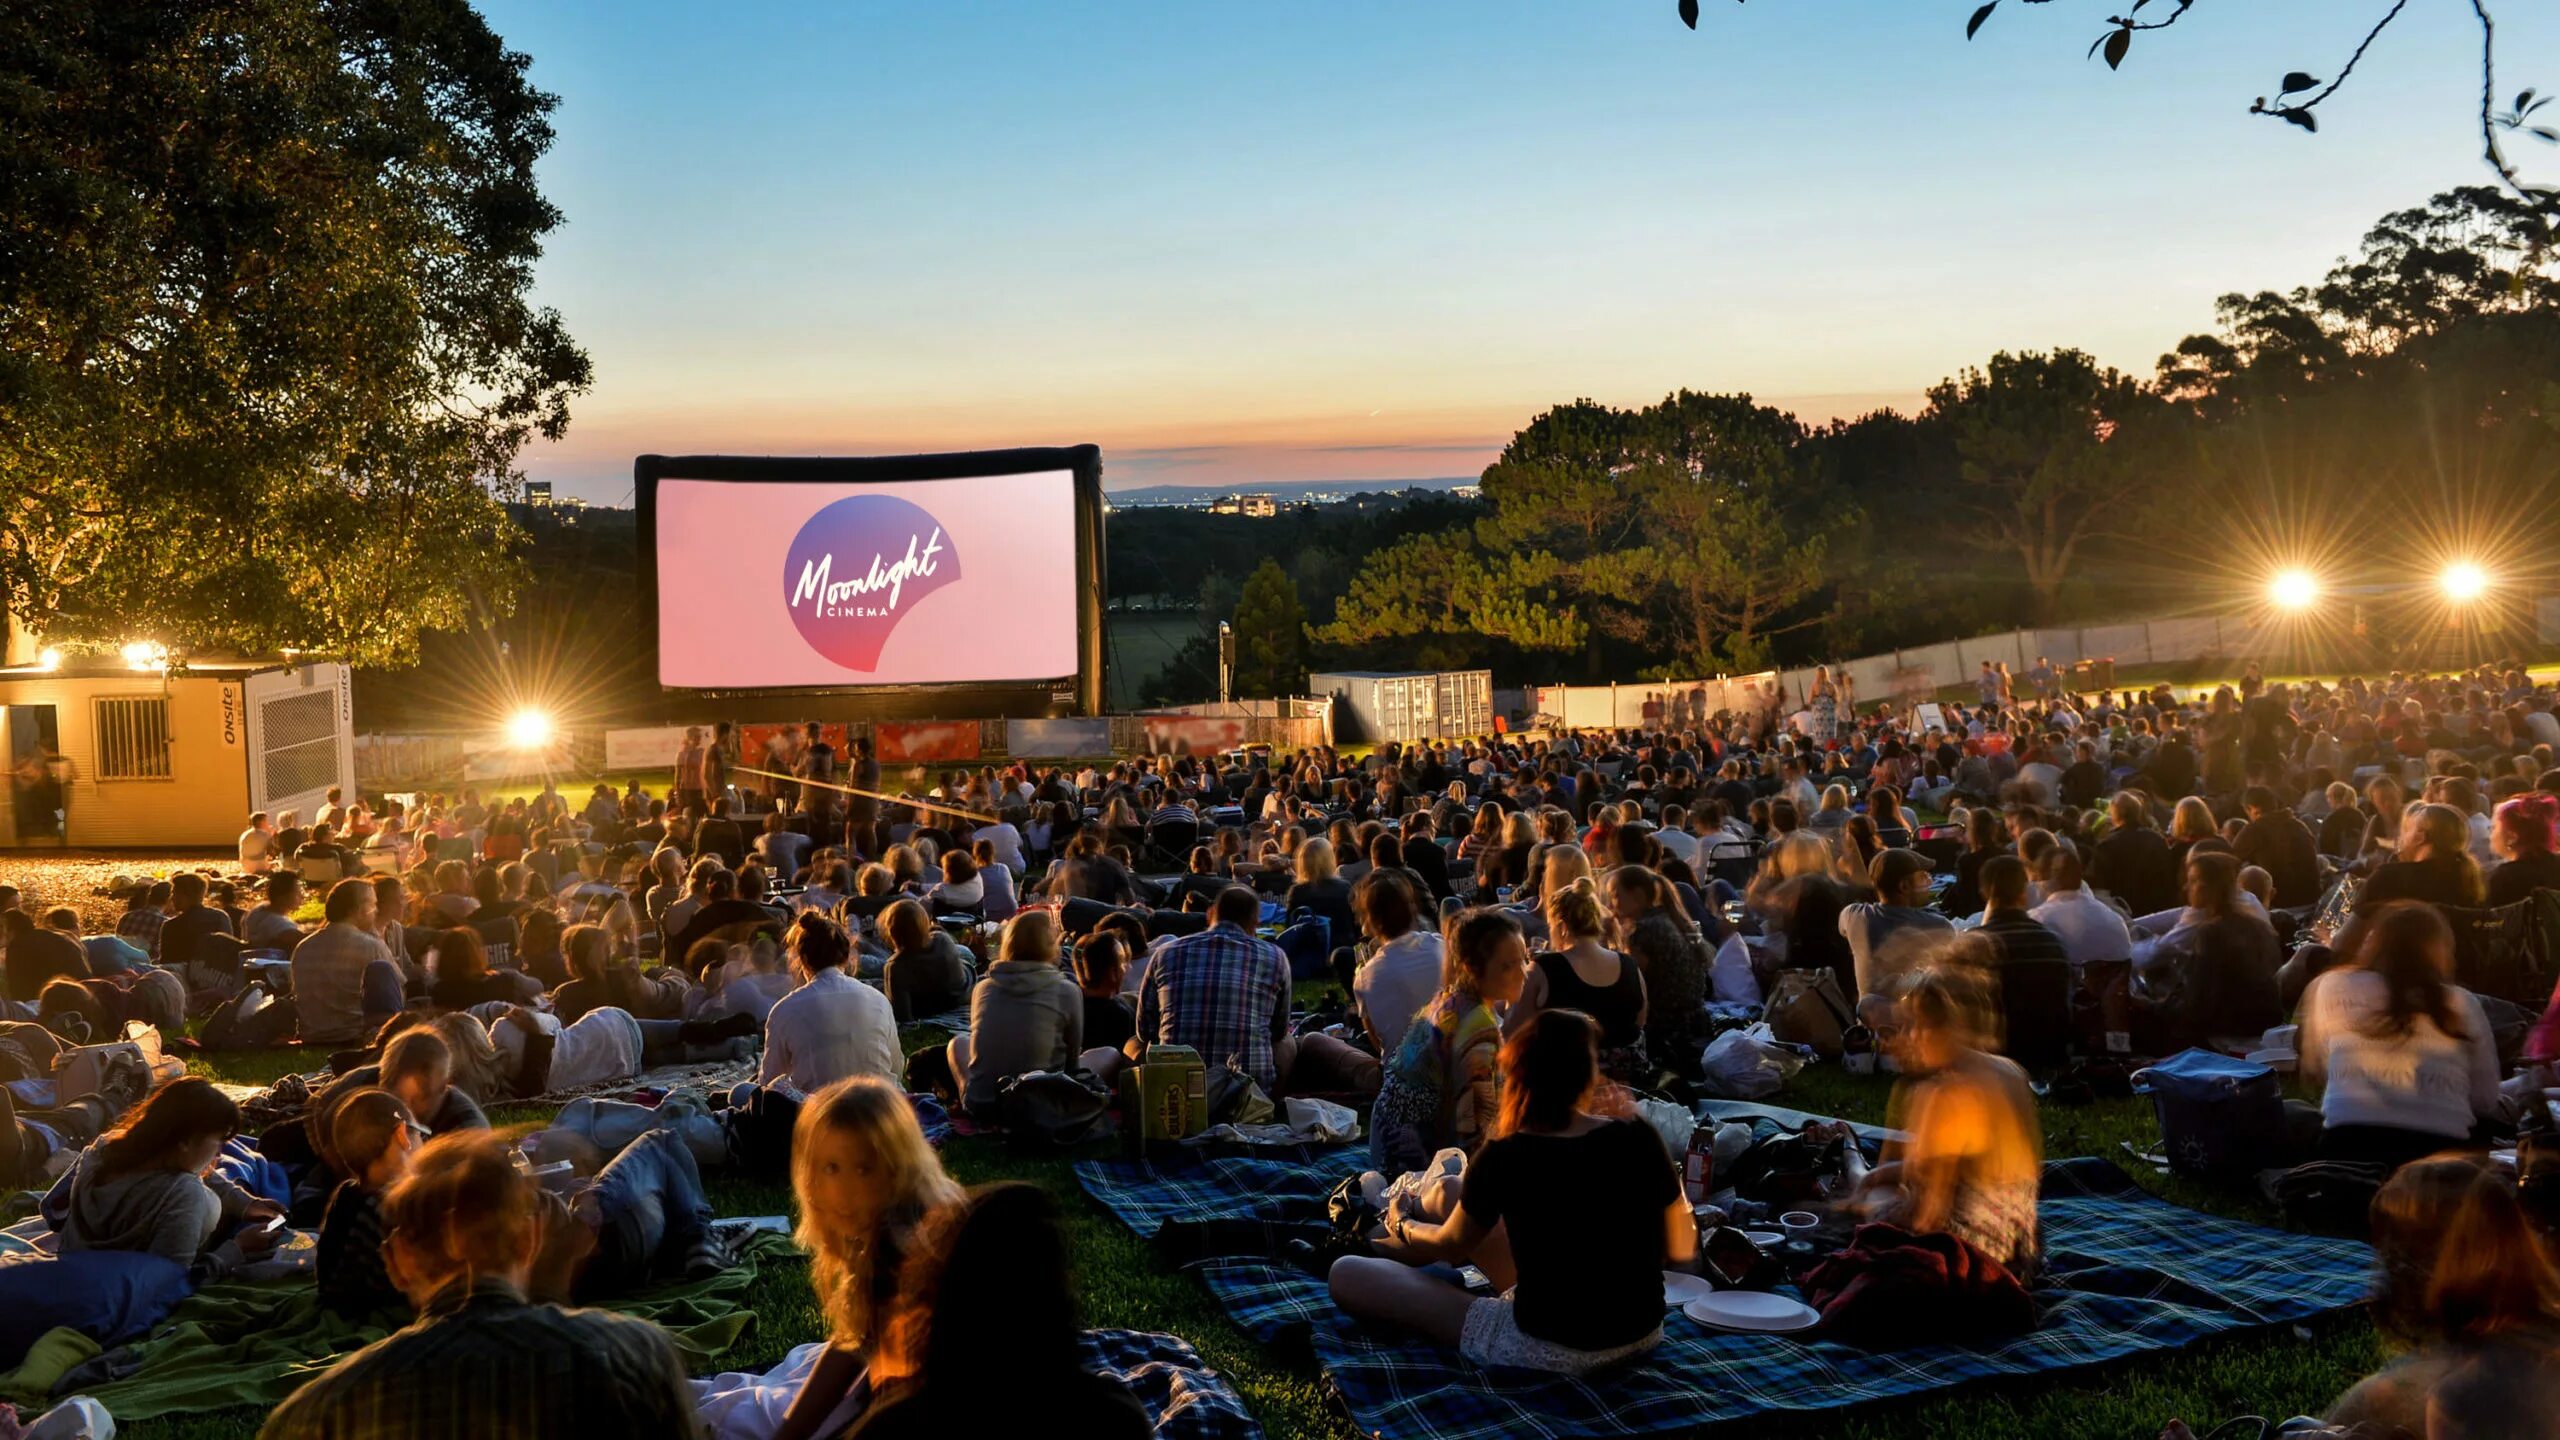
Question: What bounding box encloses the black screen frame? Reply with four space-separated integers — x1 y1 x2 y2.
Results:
633 447 1106 718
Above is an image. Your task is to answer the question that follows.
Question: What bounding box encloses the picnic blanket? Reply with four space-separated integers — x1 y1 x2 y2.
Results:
1076 1143 2374 1438
693 1329 1263 1440
26 1231 801 1422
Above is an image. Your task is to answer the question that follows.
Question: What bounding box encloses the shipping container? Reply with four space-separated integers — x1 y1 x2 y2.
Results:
1308 670 1495 745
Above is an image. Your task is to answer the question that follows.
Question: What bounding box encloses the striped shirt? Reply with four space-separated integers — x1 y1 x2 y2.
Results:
257 1278 698 1440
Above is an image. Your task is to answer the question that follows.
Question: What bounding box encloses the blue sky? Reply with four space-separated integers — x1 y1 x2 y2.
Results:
477 0 2559 501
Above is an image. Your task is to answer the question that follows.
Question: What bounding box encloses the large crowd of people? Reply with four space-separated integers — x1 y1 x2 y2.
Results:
3 669 2558 1435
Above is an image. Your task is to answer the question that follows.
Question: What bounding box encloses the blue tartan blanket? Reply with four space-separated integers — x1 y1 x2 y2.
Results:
1075 1144 2374 1437
1080 1327 1267 1440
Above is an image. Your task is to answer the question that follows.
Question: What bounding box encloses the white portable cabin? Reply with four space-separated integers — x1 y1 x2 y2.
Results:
0 643 356 848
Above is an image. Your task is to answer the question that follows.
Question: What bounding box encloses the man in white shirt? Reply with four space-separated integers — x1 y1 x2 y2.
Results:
757 919 900 1094
241 871 305 952
1654 806 1702 869
238 812 277 873
2029 848 2133 967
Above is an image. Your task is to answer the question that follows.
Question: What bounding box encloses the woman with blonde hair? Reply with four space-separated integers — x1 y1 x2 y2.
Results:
1287 836 1358 956
1750 830 1862 1000
1470 811 1539 905
1808 784 1854 836
1855 956 2043 1274
947 909 1081 1118
1506 876 1648 1084
771 1075 964 1440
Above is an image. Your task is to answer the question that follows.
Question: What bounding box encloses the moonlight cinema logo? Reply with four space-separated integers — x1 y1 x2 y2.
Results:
783 493 960 672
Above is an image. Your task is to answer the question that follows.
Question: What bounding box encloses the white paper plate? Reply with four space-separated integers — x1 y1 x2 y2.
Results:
1684 1291 1822 1334
1737 1230 1787 1248
1663 1271 1717 1307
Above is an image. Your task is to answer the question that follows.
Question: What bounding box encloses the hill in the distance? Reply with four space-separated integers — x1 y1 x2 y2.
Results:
1106 476 1476 506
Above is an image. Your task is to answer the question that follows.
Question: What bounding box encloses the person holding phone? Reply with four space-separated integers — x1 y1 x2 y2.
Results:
45 1078 286 1280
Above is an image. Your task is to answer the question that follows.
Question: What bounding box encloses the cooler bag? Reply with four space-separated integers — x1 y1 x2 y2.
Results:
2133 1047 2284 1180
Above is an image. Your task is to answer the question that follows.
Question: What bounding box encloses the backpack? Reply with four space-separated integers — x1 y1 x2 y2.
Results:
2133 1048 2285 1180
996 1068 1115 1152
1274 913 1331 982
1764 968 1855 1059
198 980 299 1052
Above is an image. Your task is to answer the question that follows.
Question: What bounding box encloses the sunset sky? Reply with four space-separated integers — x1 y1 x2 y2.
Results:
478 0 2558 502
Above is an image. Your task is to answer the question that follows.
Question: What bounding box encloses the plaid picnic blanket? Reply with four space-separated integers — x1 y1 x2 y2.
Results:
1083 1327 1267 1440
1076 1145 2375 1437
695 1328 1262 1440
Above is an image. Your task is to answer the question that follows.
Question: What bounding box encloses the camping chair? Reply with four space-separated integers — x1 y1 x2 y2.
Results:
360 849 403 876
297 855 343 886
1143 816 1200 870
1706 840 1762 893
1996 956 2075 1074
436 836 474 865
2442 896 2560 1012
466 912 520 961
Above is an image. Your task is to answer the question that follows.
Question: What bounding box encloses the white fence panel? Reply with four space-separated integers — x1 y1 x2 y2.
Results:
2030 629 2086 667
1841 655 1902 705
1562 686 1616 730
2146 615 2220 660
1899 641 1966 689
2080 622 2151 667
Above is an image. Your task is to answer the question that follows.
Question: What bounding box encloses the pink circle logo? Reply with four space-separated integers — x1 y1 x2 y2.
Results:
783 494 962 672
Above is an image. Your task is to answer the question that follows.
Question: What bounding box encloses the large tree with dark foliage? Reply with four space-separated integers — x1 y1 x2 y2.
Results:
1679 1 2557 224
0 0 588 666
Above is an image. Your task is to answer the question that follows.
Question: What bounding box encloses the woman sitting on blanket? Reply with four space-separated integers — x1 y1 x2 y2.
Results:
849 1183 1148 1439
1329 1009 1694 1377
1853 952 2043 1275
770 1077 964 1440
47 1077 286 1279
1368 908 1528 1174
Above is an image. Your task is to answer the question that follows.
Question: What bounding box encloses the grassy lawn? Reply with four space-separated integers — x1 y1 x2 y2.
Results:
127 1012 2383 1440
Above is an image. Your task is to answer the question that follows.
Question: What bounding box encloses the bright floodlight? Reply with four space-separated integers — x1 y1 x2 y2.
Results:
504 708 556 750
118 641 166 672
34 648 60 672
2268 569 2321 611
2440 562 2490 602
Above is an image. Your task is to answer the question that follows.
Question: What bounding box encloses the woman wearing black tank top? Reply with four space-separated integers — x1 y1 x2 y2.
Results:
1506 876 1649 1084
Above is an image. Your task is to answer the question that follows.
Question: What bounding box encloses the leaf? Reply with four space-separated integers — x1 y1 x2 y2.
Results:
1679 0 1699 28
2520 89 2536 113
2280 72 2320 94
2532 126 2560 144
2102 25 2130 70
1966 1 1997 40
2281 108 2318 133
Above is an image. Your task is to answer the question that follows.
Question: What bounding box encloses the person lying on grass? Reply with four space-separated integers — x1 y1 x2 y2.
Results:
318 1082 727 1321
47 1077 286 1280
1329 1009 1695 1378
261 1129 698 1440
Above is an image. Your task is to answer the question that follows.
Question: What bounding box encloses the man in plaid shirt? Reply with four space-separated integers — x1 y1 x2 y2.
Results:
1133 886 1293 1092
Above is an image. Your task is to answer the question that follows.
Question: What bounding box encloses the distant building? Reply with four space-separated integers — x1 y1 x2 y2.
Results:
524 479 553 505
1208 493 1278 517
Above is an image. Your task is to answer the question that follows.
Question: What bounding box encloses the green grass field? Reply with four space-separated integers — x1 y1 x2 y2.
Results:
132 989 2382 1440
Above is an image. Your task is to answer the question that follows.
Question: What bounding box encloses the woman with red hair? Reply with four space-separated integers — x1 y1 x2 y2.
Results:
2488 793 2560 907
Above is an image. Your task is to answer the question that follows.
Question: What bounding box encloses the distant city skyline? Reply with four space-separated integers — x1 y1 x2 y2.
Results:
476 1 2557 503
